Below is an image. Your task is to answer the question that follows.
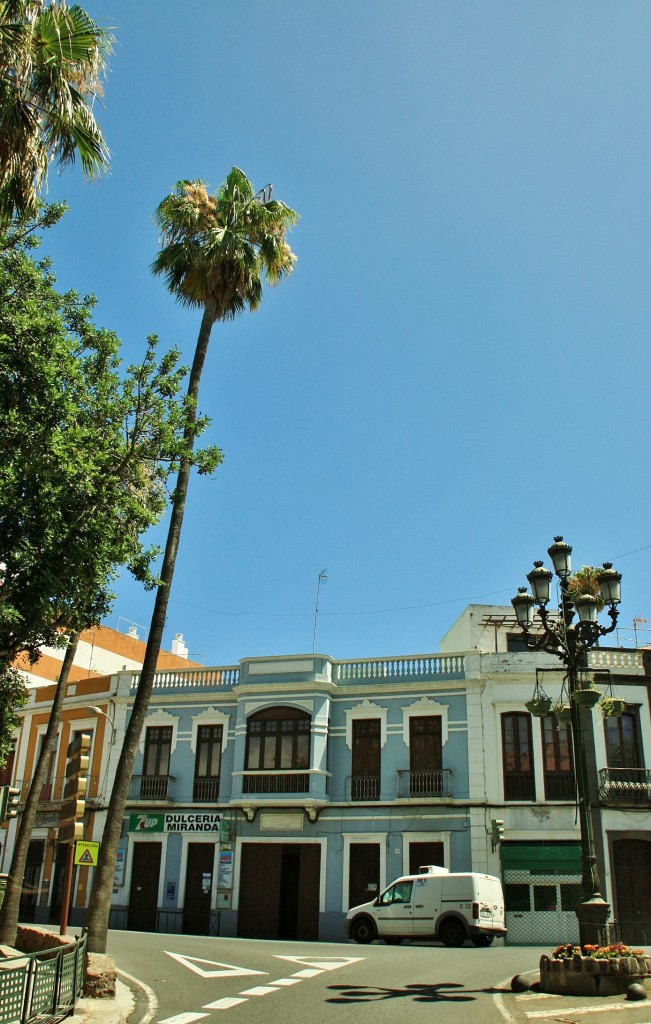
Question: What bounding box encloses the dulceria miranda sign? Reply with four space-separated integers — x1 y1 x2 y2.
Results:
129 812 221 833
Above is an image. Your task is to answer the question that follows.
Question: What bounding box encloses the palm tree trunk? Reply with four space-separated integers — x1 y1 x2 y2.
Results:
85 300 217 953
0 633 80 946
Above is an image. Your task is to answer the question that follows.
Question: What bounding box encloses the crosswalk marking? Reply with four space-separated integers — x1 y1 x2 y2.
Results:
270 978 302 987
238 986 281 996
202 999 248 1011
290 969 323 978
158 1014 209 1024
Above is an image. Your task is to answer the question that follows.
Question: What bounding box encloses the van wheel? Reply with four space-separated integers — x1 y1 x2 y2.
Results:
350 917 376 944
439 918 467 947
471 935 494 947
384 937 403 945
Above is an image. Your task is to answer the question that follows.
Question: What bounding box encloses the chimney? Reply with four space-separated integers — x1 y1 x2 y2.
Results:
171 633 188 659
128 625 139 640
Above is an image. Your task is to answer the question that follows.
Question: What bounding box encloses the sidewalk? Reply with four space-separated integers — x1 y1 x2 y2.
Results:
497 975 651 1024
74 979 134 1024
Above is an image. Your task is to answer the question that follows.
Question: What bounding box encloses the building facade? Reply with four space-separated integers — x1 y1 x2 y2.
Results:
4 606 651 945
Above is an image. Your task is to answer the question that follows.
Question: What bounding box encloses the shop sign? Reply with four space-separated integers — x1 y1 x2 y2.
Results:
129 813 165 833
164 812 220 833
129 811 221 833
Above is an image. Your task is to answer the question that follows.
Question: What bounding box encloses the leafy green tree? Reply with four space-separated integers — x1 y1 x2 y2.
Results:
85 168 298 953
0 1 111 224
0 213 222 945
0 667 27 767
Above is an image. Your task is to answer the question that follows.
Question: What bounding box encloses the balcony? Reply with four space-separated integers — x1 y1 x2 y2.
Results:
17 776 100 804
543 771 576 801
242 772 309 794
397 769 452 799
350 775 380 801
128 774 175 801
599 768 651 805
193 777 220 801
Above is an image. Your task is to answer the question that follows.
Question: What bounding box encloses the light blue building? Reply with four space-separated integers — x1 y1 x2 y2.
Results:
109 650 474 941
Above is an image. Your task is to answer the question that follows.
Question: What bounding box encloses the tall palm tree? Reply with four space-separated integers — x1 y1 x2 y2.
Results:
0 1 111 224
85 168 297 953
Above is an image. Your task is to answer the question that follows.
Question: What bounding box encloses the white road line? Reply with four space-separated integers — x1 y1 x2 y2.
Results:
157 1014 209 1024
238 985 281 996
291 968 323 978
202 998 248 1011
525 1003 648 1018
270 978 303 987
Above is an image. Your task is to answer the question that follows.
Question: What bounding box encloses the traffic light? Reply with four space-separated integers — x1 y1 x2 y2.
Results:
0 786 20 821
490 819 505 848
58 733 91 844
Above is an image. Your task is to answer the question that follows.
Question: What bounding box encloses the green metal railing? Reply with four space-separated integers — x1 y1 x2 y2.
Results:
0 933 86 1024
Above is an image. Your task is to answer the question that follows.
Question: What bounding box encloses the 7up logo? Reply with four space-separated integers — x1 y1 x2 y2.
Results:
130 813 163 833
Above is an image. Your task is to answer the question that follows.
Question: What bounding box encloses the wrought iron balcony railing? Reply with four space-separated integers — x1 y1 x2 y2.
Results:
128 774 175 801
350 775 380 801
242 772 309 794
599 767 651 804
193 777 220 802
397 769 452 799
17 776 100 804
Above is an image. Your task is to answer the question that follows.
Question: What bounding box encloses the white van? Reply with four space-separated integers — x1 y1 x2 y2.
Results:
345 865 506 947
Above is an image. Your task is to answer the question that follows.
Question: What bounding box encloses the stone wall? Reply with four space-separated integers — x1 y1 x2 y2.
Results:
541 953 651 996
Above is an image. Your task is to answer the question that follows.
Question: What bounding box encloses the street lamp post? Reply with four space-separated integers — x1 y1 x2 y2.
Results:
511 536 622 948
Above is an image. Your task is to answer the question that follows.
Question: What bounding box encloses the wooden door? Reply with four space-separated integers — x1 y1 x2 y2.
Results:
128 843 161 932
409 842 444 875
183 843 214 935
349 843 380 908
237 844 281 938
613 838 651 944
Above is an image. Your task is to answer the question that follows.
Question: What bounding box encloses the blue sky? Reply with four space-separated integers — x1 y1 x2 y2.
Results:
41 1 651 665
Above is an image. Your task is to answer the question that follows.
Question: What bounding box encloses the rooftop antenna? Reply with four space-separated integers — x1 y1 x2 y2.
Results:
312 569 328 653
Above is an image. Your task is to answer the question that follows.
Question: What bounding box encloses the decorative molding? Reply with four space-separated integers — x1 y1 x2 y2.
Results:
344 700 387 750
139 708 180 755
190 707 230 754
401 696 449 746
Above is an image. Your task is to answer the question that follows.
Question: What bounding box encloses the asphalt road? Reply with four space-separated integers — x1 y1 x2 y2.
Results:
105 932 540 1024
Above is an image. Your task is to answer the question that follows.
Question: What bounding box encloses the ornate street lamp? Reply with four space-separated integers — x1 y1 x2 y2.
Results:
511 536 622 947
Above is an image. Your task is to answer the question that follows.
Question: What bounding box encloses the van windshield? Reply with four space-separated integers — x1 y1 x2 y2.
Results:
378 880 413 905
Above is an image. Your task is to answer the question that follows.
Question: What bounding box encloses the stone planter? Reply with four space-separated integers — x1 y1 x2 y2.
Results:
540 953 651 997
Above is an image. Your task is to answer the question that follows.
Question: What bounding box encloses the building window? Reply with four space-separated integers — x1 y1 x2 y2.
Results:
246 708 310 771
351 719 380 800
194 725 222 801
502 713 535 801
541 715 575 800
408 716 442 796
605 711 642 769
142 726 172 798
243 708 310 794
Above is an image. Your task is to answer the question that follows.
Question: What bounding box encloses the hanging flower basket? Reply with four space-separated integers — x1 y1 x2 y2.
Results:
598 697 627 718
526 697 553 718
572 688 602 710
554 706 573 724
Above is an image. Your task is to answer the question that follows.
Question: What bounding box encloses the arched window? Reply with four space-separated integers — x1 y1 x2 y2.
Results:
245 707 311 771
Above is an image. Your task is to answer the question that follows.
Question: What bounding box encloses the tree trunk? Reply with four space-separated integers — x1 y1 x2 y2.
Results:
0 633 80 945
85 301 217 953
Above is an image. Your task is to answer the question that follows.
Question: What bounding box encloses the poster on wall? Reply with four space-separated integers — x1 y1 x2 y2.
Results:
217 846 233 889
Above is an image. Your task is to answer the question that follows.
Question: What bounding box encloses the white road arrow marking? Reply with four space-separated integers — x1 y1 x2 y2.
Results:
165 951 268 979
274 955 364 971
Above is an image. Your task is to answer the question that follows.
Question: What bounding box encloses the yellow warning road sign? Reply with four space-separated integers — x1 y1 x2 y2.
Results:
74 840 99 866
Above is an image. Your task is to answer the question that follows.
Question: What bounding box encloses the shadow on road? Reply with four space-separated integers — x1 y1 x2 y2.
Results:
326 982 477 1004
